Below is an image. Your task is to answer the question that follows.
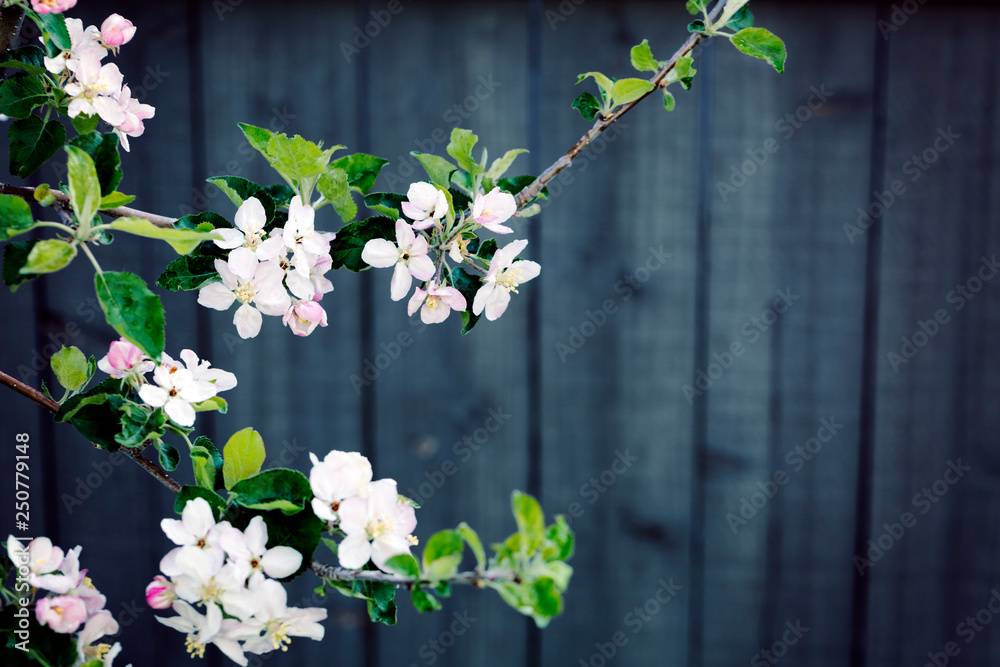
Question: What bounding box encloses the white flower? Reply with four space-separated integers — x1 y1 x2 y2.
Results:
157 601 248 666
407 281 466 324
6 535 63 580
43 17 105 75
171 548 257 621
337 479 417 572
137 353 218 427
219 516 302 587
178 349 237 392
308 450 373 523
361 219 435 301
472 187 517 234
282 196 332 280
234 579 326 655
63 52 124 126
401 182 448 230
159 497 229 575
472 239 540 321
213 197 284 277
197 258 291 339
110 85 154 152
74 609 119 666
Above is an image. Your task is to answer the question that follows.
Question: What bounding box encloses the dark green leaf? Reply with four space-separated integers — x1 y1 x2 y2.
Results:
725 6 754 31
71 113 100 136
95 271 165 358
9 116 65 179
571 92 601 121
206 175 278 227
362 191 406 219
411 587 442 613
329 214 395 272
156 440 180 471
331 153 389 194
477 239 498 261
688 19 708 33
114 403 165 449
450 267 482 335
496 175 547 200
68 132 122 196
0 45 48 76
3 240 40 291
156 252 221 291
256 506 325 580
263 183 296 208
175 485 228 520
0 76 47 119
55 390 126 451
231 468 311 514
0 193 35 240
686 0 708 14
36 12 71 51
545 515 575 561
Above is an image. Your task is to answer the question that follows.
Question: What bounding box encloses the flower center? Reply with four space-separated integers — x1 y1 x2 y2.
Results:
267 620 294 652
185 635 206 659
250 558 260 570
498 266 525 293
367 515 395 539
247 231 263 248
426 296 439 310
235 281 257 304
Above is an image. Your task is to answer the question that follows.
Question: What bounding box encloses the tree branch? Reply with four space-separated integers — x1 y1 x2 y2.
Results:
515 1 725 207
0 368 181 492
0 182 177 228
310 559 516 587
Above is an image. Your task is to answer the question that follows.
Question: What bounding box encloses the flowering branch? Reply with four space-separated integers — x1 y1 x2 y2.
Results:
310 559 516 587
0 182 176 228
514 0 725 207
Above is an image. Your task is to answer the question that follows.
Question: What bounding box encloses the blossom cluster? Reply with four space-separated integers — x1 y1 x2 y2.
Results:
148 498 326 665
362 182 540 324
308 449 418 572
40 8 153 151
198 196 335 339
5 535 130 666
98 338 236 428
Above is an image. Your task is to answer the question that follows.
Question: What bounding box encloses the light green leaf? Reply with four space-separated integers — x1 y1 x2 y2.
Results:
66 145 102 229
191 446 217 491
630 39 661 73
385 553 420 578
107 217 221 255
512 491 545 552
51 346 89 392
718 0 752 28
412 152 457 189
266 133 343 184
411 587 442 613
446 128 480 174
222 427 266 490
317 167 357 223
94 271 165 358
238 122 274 155
192 396 227 414
20 239 76 275
486 149 528 182
456 522 486 570
576 71 614 104
730 27 787 73
422 530 463 580
0 193 34 240
686 0 708 15
610 78 655 107
99 191 136 209
663 90 676 112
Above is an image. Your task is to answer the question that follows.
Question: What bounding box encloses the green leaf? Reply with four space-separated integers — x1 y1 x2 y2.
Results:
51 346 89 392
99 191 136 209
446 128 479 174
411 587 442 613
71 113 100 136
331 153 389 194
718 0 752 28
725 6 754 31
266 133 343 184
412 152 457 189
264 183 296 208
66 145 101 228
156 252 221 291
192 396 228 414
512 491 545 552
456 522 486 570
630 39 661 73
256 506 325 580
0 76 47 119
364 580 397 625
671 57 697 91
449 267 482 335
3 240 40 291
531 577 563 622
156 440 180 472
191 446 217 491
362 192 406 219
114 403 165 449
68 132 122 196
571 92 601 121
545 515 575 561
37 12 71 51
686 0 708 14
206 176 277 226
576 71 614 105
231 468 312 514
688 19 708 34
486 149 528 182
175 485 228 519
610 78 655 107
94 271 165 358
663 90 676 112
730 27 787 74
222 427 266 490
9 116 65 179
422 530 463 580
107 217 221 255
54 378 128 450
496 176 546 200
385 553 420 578
238 122 274 155
317 167 357 223
0 45 48 76
329 215 395 272
20 239 76 275
0 193 35 240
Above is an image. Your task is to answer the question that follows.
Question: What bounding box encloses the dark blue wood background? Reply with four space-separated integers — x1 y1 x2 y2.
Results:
2 1 999 665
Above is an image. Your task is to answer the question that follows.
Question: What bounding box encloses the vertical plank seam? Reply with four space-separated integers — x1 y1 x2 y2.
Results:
849 4 891 666
759 314 784 648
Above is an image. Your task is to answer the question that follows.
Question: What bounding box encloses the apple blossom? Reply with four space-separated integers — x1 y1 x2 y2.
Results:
110 85 154 152
74 610 119 664
283 196 334 280
6 535 63 579
157 601 248 666
219 516 303 587
63 53 125 126
361 219 435 301
283 299 328 337
213 197 284 277
97 337 153 379
473 187 517 234
197 258 291 339
472 239 541 321
160 497 226 552
234 580 326 655
171 548 258 621
100 14 136 48
36 595 88 634
178 349 238 392
401 181 449 229
309 450 373 522
138 353 220 427
31 0 77 15
407 281 466 324
146 575 176 610
337 478 418 572
444 235 471 263
43 18 105 75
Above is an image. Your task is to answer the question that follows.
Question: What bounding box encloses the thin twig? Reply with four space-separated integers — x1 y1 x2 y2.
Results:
0 182 176 228
311 559 516 587
515 0 725 207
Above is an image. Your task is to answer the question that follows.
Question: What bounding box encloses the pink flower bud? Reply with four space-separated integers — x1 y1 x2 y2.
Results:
97 338 153 379
101 14 136 48
30 0 77 15
282 301 328 337
145 575 175 610
36 595 87 633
